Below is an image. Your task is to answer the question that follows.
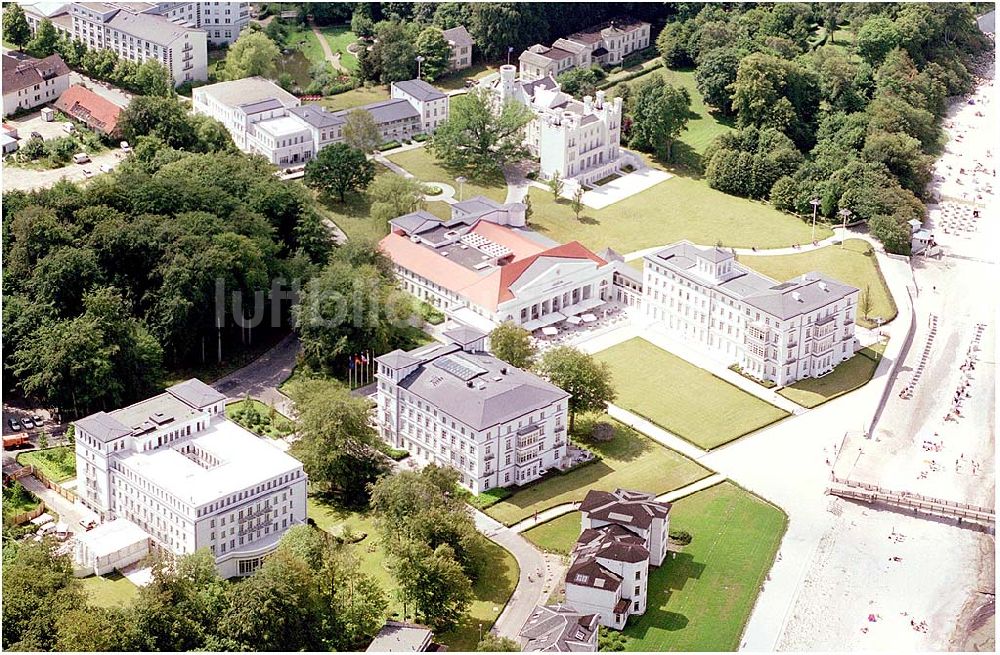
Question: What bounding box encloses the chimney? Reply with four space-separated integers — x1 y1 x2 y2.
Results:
466 380 474 388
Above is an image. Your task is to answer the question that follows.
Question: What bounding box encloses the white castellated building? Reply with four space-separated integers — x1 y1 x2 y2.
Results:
486 65 637 189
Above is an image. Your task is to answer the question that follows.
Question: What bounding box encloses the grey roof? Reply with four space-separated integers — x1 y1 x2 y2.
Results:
979 9 995 33
75 411 132 443
167 379 227 409
743 273 857 320
597 247 624 263
441 25 473 48
579 488 671 530
333 98 419 125
519 49 557 67
195 77 299 109
394 348 568 431
376 350 423 370
520 605 600 652
451 195 502 218
442 325 487 347
288 104 346 128
2 53 70 94
365 621 434 652
239 97 284 114
106 8 197 46
392 79 446 102
388 210 447 235
573 524 649 564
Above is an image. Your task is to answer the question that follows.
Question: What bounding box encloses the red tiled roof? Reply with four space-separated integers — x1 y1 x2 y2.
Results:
54 85 123 136
497 241 607 303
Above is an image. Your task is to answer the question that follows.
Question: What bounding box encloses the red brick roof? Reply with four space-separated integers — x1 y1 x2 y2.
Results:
54 85 123 136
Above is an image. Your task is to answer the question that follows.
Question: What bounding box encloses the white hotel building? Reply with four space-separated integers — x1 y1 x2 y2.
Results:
641 241 860 386
519 17 651 81
73 379 307 578
376 327 570 494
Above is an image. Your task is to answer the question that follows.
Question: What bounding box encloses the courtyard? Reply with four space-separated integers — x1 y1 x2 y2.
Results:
483 416 711 526
523 481 787 651
592 338 790 449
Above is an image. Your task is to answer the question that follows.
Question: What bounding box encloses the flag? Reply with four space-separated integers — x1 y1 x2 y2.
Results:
508 46 514 53
348 356 355 370
361 352 369 365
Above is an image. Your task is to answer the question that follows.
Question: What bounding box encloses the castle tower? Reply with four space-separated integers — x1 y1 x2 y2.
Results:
499 64 517 104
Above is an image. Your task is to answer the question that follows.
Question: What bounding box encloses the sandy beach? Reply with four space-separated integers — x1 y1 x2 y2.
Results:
778 47 996 653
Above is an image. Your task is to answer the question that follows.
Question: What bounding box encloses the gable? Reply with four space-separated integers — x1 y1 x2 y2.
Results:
508 257 599 299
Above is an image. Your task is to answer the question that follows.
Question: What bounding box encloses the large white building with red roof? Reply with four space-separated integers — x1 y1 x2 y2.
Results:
381 196 616 331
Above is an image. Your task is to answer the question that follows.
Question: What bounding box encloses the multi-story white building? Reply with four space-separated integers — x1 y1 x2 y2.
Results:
390 79 449 134
563 489 671 630
150 2 250 46
73 379 308 578
441 25 474 71
375 327 571 494
519 17 651 81
484 65 635 188
2 53 71 117
641 241 860 386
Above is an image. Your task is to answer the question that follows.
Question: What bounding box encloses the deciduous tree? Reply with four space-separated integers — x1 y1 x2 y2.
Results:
536 346 615 432
628 76 691 161
489 322 536 369
414 27 452 80
3 3 31 51
224 31 280 80
368 174 426 225
343 108 382 153
304 143 375 202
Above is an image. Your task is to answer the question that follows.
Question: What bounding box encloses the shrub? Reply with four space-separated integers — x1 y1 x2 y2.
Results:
525 170 537 180
412 133 430 142
424 185 442 196
386 447 409 461
377 140 401 151
669 529 692 545
590 421 615 442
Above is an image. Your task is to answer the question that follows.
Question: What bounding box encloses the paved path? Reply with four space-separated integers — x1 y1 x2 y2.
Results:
310 20 348 73
17 473 99 537
622 233 849 263
210 333 299 416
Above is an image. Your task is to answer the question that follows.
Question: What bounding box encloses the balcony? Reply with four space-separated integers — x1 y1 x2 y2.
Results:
811 337 834 355
746 324 767 342
516 449 541 466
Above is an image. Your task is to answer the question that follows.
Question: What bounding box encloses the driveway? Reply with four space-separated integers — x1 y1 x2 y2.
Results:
68 71 132 108
17 473 99 537
210 333 299 416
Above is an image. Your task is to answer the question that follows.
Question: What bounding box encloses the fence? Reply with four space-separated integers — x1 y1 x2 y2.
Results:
7 502 47 526
29 466 79 503
829 476 994 523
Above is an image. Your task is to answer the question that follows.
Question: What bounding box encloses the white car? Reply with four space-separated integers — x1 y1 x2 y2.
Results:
120 141 131 152
99 164 112 173
82 169 93 178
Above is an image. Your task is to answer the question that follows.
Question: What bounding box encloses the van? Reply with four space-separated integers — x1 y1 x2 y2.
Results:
62 122 75 134
72 153 90 164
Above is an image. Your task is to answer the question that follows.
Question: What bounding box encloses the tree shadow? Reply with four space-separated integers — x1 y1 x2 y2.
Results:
667 141 703 178
577 215 599 225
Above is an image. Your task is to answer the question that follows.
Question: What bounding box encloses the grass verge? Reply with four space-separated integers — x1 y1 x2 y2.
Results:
778 342 887 408
17 447 76 483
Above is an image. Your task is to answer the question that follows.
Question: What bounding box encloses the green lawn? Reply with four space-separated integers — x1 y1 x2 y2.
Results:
319 24 358 71
523 482 788 651
778 342 887 408
80 573 139 608
737 239 898 329
484 416 711 526
593 338 790 449
308 495 518 651
435 63 496 91
312 85 391 111
284 24 328 68
386 146 508 203
17 447 76 483
225 398 294 439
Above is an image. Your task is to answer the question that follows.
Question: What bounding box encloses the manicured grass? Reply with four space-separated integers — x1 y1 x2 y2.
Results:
313 85 391 111
738 239 898 329
593 338 790 449
778 342 887 408
523 482 788 651
80 573 139 608
484 415 711 526
386 146 508 203
17 447 76 483
525 167 831 254
435 63 496 91
225 398 294 439
308 495 518 651
319 25 358 71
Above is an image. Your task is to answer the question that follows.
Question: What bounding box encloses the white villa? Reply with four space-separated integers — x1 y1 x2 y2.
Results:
73 379 308 578
484 65 636 189
442 25 474 71
375 326 571 494
519 17 651 81
641 241 860 386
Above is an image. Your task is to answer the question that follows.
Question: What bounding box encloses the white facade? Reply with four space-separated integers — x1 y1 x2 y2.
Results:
487 65 633 188
73 379 308 578
390 80 449 134
74 518 151 576
519 17 650 81
376 332 570 494
2 53 71 117
154 2 250 46
441 25 474 71
641 241 860 386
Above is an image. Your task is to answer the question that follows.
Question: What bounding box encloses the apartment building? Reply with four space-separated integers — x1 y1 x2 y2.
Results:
375 327 571 494
381 196 616 331
2 53 71 117
73 379 308 578
519 17 651 81
390 79 449 133
67 2 208 82
441 25 474 71
485 65 635 188
641 241 860 386
563 489 671 630
149 2 250 46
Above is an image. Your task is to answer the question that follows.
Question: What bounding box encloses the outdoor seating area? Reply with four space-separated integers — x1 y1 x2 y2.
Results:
932 201 987 236
944 322 986 423
529 303 631 348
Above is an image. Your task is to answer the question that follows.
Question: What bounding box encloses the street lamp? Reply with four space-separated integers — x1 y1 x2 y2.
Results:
810 197 821 244
838 208 852 248
456 175 466 201
415 55 425 80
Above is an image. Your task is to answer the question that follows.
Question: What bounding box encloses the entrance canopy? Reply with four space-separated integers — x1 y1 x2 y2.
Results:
561 297 605 317
523 312 566 332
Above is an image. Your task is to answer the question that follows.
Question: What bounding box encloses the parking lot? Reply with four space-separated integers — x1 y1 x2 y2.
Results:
4 110 77 141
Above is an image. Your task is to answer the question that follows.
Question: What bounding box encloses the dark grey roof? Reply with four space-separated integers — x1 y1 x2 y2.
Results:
333 99 419 125
239 97 284 114
442 325 487 347
579 488 670 530
75 411 132 443
573 524 649 564
597 247 624 263
376 350 422 370
451 195 501 218
520 605 600 652
389 210 447 235
396 349 568 431
565 557 621 592
743 273 857 320
365 620 434 652
441 25 474 48
392 79 446 102
168 379 227 409
288 105 345 128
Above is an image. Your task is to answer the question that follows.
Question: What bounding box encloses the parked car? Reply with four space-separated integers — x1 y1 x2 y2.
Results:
20 417 35 430
79 519 97 531
73 153 91 164
31 414 43 425
120 141 131 152
99 163 112 173
7 418 22 432
30 130 42 139
62 122 75 134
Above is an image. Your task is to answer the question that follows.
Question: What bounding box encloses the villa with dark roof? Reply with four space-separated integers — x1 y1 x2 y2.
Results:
641 240 860 385
375 327 570 493
518 17 650 81
520 604 600 651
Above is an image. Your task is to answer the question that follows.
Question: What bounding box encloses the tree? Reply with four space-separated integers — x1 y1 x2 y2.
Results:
368 174 426 225
2 539 84 650
729 52 820 149
414 27 452 81
467 2 547 61
373 20 417 83
429 88 534 178
629 76 691 161
856 15 901 67
860 283 873 321
133 59 174 96
861 130 932 197
655 20 694 68
868 214 911 256
27 18 60 57
433 2 467 30
224 31 280 80
390 540 473 630
548 170 564 200
287 379 391 505
489 322 536 369
119 96 196 149
694 47 743 115
556 66 606 97
3 3 31 51
351 8 375 39
536 346 615 432
571 185 585 220
343 109 382 153
303 143 375 202
477 634 522 651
